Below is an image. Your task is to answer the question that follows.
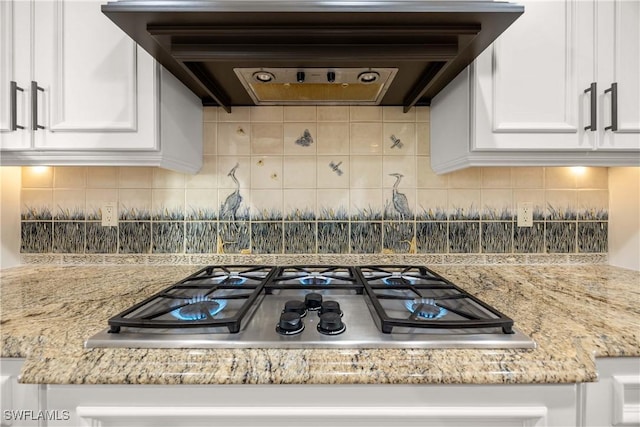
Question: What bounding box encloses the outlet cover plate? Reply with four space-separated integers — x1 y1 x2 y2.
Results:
102 203 118 227
517 202 533 227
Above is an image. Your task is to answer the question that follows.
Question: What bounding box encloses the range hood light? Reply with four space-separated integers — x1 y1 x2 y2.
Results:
253 71 275 83
358 71 380 84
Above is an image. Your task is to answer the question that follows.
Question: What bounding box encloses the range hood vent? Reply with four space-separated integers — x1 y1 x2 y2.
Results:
235 68 398 105
102 1 523 112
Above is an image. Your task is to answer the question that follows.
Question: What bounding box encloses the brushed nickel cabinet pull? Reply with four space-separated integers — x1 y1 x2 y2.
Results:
10 81 24 130
604 82 618 132
31 81 45 131
584 82 597 131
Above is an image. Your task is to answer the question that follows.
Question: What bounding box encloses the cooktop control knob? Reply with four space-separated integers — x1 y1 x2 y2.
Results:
318 312 346 335
304 293 323 311
319 300 342 316
276 312 304 335
283 300 306 317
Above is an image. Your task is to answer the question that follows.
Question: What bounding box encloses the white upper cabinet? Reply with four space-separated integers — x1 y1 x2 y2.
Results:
431 0 640 173
597 0 640 150
0 0 202 173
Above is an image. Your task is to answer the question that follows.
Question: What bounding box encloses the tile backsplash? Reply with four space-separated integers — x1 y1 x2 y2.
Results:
20 106 608 257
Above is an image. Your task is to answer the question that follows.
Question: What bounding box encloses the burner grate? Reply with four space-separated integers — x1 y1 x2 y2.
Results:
357 265 515 334
266 266 363 294
107 265 276 334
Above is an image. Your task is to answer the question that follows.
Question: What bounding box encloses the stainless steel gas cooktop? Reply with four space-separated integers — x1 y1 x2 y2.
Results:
85 265 535 349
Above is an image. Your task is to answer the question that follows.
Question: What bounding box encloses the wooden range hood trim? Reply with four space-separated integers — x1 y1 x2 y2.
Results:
102 1 524 111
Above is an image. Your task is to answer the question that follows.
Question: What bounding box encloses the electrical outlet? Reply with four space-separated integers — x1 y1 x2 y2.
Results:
517 202 533 227
102 203 118 227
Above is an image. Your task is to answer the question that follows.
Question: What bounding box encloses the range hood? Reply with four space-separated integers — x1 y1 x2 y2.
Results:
102 1 523 112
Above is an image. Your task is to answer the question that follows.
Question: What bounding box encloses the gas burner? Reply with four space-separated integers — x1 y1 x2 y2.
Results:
173 296 227 321
382 272 419 286
213 274 247 286
404 298 447 320
299 272 332 286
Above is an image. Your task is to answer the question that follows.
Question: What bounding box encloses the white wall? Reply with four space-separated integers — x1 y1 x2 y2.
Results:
608 167 640 271
1 167 21 269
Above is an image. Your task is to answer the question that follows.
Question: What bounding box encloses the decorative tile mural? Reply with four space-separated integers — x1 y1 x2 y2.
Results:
19 107 609 256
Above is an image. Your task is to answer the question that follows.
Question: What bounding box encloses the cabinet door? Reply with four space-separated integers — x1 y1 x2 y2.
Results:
598 0 640 150
32 0 157 151
0 0 31 150
472 0 597 151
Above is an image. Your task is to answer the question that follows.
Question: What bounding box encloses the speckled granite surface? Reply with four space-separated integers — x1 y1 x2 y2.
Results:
1 264 638 385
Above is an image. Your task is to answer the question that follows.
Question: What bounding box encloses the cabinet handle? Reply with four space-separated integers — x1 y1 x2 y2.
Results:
31 81 45 131
10 81 25 130
605 82 618 132
584 82 597 131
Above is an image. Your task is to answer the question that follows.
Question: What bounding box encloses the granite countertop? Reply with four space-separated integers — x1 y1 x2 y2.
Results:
1 264 638 385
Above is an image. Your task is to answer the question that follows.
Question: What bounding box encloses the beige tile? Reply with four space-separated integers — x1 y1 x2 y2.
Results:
383 156 416 189
119 189 152 219
448 189 481 218
317 189 349 218
577 167 608 189
250 156 283 189
284 189 316 216
577 190 609 218
447 168 481 189
54 167 86 188
383 185 416 218
250 106 283 122
545 190 578 219
203 122 217 155
21 166 53 188
217 123 251 155
86 188 118 220
545 167 577 189
53 189 86 219
185 189 218 220
512 167 544 188
481 189 513 218
383 106 415 122
383 123 416 156
21 189 53 219
415 106 430 123
317 122 349 155
250 189 282 218
481 167 512 188
186 155 217 189
284 123 317 155
152 189 185 219
416 189 448 219
350 188 383 217
317 106 349 122
317 155 349 189
283 156 317 189
218 106 250 122
350 122 383 154
203 107 217 122
416 122 431 155
350 106 382 122
87 167 118 189
284 106 316 122
417 156 448 188
350 155 382 188
251 123 284 155
118 167 153 189
218 156 250 190
153 168 185 189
